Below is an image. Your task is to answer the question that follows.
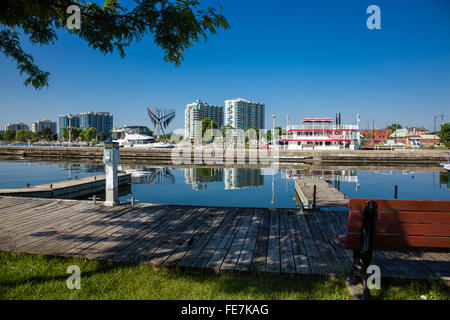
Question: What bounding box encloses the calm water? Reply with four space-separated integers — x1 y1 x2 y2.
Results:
0 160 448 208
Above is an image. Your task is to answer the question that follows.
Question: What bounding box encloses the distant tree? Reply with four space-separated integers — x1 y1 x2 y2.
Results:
80 127 97 142
201 118 218 138
62 127 82 141
97 132 108 142
0 0 229 89
37 127 56 141
4 129 16 142
15 129 37 142
386 123 402 131
440 123 450 145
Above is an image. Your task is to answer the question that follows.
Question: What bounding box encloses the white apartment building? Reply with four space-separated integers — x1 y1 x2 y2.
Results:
224 98 265 130
184 100 224 139
32 120 57 134
5 122 29 131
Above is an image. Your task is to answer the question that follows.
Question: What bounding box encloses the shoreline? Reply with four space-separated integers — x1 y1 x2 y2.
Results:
0 145 448 165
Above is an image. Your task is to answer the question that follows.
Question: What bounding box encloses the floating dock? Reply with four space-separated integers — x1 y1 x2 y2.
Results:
0 173 131 199
294 176 348 209
0 196 448 281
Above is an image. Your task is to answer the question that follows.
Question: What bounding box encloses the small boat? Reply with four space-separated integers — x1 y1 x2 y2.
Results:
441 163 450 173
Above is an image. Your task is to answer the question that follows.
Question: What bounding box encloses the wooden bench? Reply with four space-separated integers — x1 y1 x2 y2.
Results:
335 198 450 299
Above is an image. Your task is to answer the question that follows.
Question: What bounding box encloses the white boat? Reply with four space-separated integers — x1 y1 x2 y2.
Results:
441 163 450 172
115 132 175 148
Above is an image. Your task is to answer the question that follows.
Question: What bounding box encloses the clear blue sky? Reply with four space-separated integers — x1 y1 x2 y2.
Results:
1 0 449 133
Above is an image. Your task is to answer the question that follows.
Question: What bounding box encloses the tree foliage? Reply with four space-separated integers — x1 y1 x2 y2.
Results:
440 123 450 144
4 129 16 142
201 118 218 137
80 127 97 142
386 123 402 131
0 0 229 89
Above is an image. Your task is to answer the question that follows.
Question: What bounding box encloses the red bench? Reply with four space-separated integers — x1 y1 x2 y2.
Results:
335 198 450 299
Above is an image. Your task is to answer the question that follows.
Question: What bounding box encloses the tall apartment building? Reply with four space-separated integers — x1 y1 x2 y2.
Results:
58 114 80 137
79 112 113 137
32 120 57 134
224 98 265 130
5 122 29 131
184 100 224 139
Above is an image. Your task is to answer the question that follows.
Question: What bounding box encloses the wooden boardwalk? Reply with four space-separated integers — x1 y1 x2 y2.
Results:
0 196 449 280
294 177 348 209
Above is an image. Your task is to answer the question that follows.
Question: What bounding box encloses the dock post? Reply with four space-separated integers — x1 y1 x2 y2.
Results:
103 142 120 206
394 185 398 199
313 185 317 210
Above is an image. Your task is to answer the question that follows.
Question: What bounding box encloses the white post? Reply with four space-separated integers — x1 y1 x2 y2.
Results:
103 142 120 206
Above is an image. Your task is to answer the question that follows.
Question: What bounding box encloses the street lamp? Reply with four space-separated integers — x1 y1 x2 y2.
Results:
434 114 443 147
272 113 276 144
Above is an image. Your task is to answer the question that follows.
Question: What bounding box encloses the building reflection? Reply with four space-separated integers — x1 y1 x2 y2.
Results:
184 168 223 190
224 168 264 190
59 163 104 173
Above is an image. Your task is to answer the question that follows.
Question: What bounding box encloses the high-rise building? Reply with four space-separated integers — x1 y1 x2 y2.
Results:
5 122 29 131
58 114 80 137
32 120 57 134
224 98 265 130
184 100 223 139
79 112 113 137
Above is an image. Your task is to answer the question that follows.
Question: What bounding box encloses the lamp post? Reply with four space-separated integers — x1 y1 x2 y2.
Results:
272 113 276 145
433 115 443 147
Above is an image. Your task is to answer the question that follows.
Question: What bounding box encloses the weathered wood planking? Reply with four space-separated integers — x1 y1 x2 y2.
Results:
0 196 448 280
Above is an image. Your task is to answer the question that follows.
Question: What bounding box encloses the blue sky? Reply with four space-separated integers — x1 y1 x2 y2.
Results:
0 0 449 133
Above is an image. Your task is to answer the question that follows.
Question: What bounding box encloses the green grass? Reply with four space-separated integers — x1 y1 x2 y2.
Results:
0 251 448 300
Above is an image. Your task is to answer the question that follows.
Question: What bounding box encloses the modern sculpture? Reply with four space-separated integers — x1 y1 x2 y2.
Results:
146 106 176 139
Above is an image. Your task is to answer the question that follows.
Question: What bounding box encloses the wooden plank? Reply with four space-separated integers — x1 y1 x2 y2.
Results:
305 212 342 275
265 209 281 273
314 211 352 272
296 213 326 275
220 210 254 271
138 207 203 263
63 205 163 258
178 208 229 268
150 207 219 266
108 205 188 262
287 209 311 274
235 210 261 271
249 209 270 272
279 209 296 274
206 209 243 270
22 204 142 255
119 206 194 262
163 208 217 266
349 198 450 212
347 221 450 237
349 210 450 224
190 208 237 269
343 234 450 250
93 205 179 261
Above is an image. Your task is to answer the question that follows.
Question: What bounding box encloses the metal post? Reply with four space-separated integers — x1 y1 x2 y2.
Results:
103 142 120 206
313 185 316 210
394 185 398 199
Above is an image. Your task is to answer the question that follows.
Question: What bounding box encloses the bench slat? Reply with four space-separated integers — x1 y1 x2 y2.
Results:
347 221 450 237
343 234 450 251
349 199 450 212
348 210 450 224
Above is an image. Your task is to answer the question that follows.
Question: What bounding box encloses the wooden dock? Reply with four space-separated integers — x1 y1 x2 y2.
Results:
0 173 131 199
294 176 348 209
0 196 449 280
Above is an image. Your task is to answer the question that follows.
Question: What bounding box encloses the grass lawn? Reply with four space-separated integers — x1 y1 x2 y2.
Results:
0 251 448 300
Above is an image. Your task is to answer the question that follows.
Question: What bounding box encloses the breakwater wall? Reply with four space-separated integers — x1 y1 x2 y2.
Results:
0 146 448 164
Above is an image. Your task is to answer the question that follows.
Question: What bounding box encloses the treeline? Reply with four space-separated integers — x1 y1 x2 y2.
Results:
61 127 108 142
0 127 109 143
0 127 57 142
